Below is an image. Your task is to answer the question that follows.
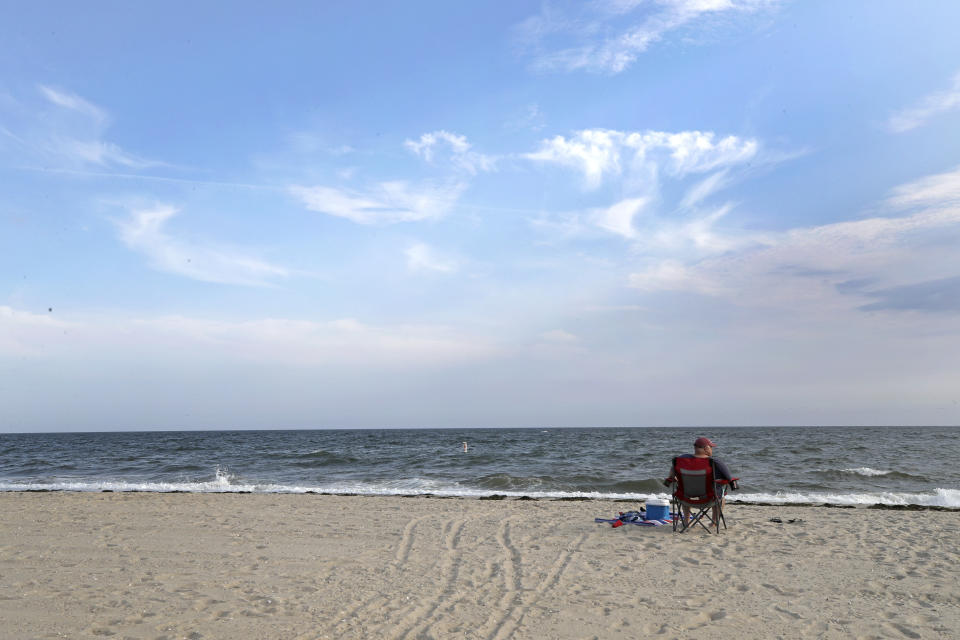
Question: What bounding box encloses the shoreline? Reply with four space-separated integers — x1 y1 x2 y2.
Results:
4 488 959 511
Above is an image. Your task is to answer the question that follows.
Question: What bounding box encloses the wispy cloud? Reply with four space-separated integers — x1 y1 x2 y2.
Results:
525 128 758 188
115 205 291 286
0 306 75 357
0 306 498 368
642 203 738 252
0 85 160 169
627 166 960 314
591 197 649 239
405 242 459 273
525 129 623 188
505 103 547 132
887 70 960 133
525 128 757 245
629 258 724 294
680 169 731 209
37 85 108 124
404 130 497 175
289 181 466 225
884 164 960 210
515 0 779 74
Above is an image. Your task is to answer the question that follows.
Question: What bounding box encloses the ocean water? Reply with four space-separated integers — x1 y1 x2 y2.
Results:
1 426 958 507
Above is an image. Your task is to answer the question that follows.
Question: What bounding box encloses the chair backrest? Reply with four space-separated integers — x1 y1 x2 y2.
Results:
673 456 717 504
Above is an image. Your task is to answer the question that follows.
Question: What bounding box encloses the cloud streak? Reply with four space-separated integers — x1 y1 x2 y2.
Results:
516 0 779 74
116 205 291 286
526 128 757 247
525 128 758 189
404 130 497 175
0 306 498 369
887 70 960 133
627 166 960 314
289 181 466 225
0 86 161 169
405 242 459 273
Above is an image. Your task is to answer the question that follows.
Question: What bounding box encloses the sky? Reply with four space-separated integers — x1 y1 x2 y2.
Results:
2 1 960 432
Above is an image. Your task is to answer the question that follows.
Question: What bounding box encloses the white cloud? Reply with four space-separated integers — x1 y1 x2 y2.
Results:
405 242 459 273
115 205 290 286
290 181 466 224
629 259 723 294
525 130 760 248
526 129 622 188
627 169 960 313
38 85 108 124
4 85 161 169
60 138 152 168
681 169 731 208
887 70 960 133
0 306 498 369
141 315 497 367
525 129 763 250
517 0 777 74
637 130 758 175
525 128 757 188
884 165 960 210
639 203 738 253
0 306 75 357
590 197 648 239
404 130 497 175
405 130 469 159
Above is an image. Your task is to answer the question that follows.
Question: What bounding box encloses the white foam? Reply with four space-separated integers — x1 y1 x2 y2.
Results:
731 488 960 508
840 467 892 477
1 478 957 508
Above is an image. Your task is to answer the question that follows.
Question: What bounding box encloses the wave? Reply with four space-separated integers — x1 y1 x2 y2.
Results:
842 467 892 477
816 467 929 481
473 474 667 494
731 488 960 508
2 476 957 507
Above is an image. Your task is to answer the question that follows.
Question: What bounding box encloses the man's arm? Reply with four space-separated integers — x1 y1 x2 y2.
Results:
712 458 733 482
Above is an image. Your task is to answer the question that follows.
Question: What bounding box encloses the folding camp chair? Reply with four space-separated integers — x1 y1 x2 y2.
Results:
665 457 737 534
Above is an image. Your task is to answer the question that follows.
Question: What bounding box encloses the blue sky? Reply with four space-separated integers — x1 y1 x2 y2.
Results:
3 1 960 431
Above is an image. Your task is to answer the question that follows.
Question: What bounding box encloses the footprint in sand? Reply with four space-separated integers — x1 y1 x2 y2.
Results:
883 622 922 638
773 605 803 620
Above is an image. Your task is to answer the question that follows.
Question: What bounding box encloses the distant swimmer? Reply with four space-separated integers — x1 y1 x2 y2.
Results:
463 441 468 452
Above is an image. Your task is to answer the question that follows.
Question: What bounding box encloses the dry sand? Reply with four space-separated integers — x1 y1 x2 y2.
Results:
0 492 957 639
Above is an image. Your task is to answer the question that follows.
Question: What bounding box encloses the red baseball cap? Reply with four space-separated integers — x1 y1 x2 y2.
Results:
694 437 716 448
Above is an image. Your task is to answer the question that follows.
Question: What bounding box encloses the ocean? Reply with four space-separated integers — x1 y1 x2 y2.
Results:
1 426 957 508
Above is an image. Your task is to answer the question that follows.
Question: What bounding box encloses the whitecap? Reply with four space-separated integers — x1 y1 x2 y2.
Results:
840 467 892 477
731 488 960 508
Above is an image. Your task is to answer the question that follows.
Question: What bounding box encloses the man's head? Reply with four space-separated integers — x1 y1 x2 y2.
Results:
694 437 716 454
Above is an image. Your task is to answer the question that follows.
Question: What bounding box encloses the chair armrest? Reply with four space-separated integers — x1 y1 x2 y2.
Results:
663 477 676 487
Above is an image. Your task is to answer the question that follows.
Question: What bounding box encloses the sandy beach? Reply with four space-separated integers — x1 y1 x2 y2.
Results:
0 492 957 639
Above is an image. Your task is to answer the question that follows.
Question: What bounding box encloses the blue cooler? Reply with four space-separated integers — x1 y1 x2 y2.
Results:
646 498 670 520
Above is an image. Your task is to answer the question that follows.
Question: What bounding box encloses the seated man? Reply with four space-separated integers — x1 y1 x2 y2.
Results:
667 436 737 527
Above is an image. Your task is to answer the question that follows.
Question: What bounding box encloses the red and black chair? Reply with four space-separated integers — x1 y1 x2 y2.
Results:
664 457 737 534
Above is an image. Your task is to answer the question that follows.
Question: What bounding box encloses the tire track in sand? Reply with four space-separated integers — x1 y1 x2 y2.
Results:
485 524 587 640
330 515 432 636
391 517 468 640
395 514 427 564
